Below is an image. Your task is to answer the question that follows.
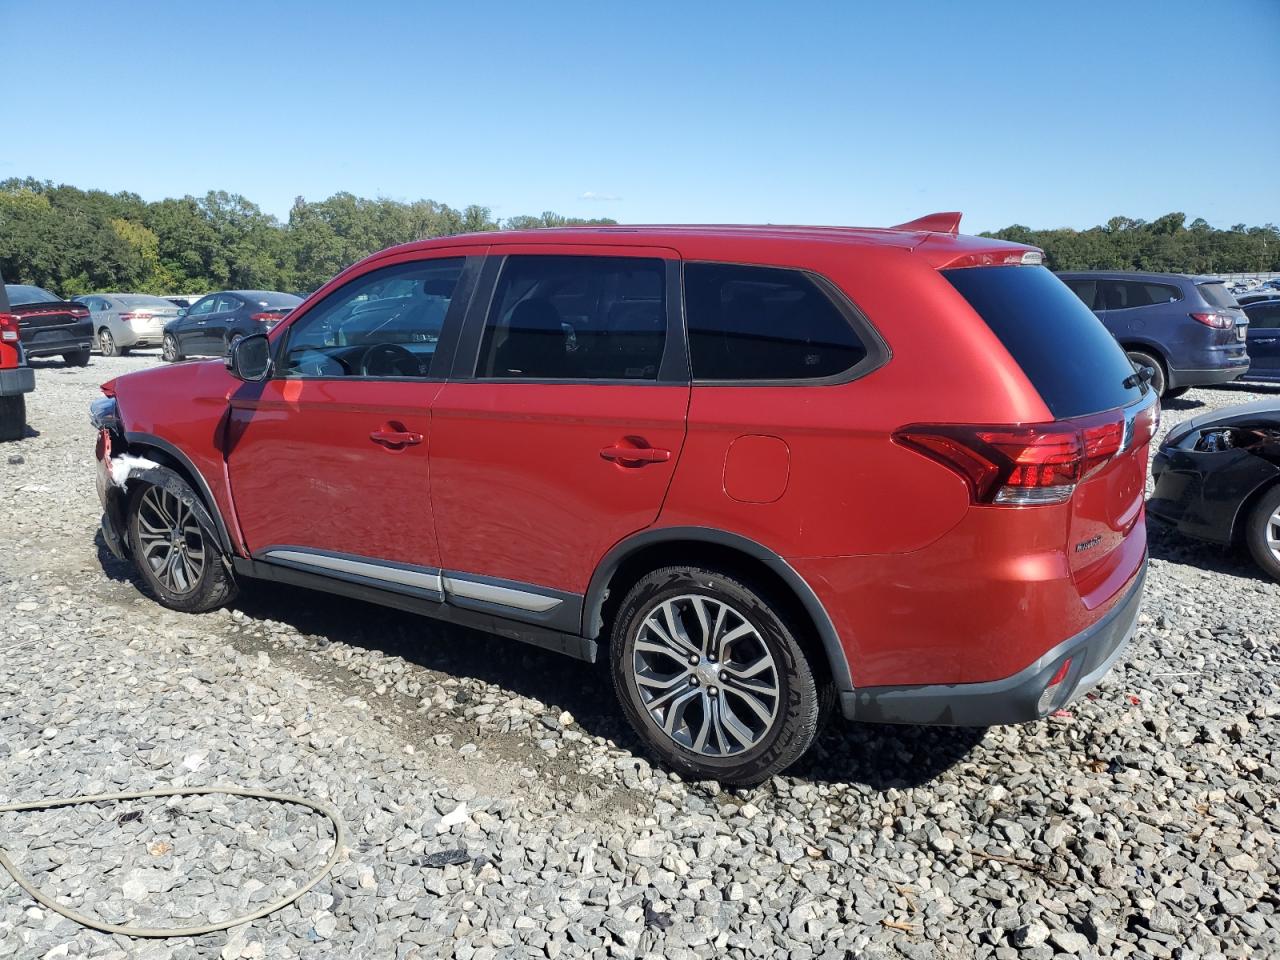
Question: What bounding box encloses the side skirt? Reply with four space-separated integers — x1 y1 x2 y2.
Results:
231 558 598 663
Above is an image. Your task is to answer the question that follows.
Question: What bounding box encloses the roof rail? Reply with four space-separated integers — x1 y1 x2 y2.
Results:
891 212 962 235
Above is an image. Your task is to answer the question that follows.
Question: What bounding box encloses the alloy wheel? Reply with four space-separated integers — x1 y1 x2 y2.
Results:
100 330 114 355
631 594 780 757
162 336 178 362
1267 505 1280 563
135 486 205 594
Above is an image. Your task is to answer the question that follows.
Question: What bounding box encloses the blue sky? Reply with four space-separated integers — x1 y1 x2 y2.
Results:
5 0 1278 233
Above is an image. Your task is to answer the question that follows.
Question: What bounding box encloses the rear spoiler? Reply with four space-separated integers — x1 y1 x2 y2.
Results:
891 212 962 235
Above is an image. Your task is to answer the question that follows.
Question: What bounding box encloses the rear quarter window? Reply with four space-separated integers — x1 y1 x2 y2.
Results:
944 266 1144 419
1196 282 1238 310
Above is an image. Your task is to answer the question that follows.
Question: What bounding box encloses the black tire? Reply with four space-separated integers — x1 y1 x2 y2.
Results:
62 348 91 367
610 566 827 786
1163 386 1190 401
98 328 120 357
1244 485 1280 583
162 334 183 363
0 395 25 443
126 479 238 613
1126 350 1166 398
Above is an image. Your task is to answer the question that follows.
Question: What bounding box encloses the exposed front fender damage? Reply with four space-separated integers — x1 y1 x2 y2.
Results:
98 455 228 574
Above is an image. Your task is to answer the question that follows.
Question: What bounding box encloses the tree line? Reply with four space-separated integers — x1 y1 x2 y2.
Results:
0 177 616 296
981 213 1280 274
3 177 1277 296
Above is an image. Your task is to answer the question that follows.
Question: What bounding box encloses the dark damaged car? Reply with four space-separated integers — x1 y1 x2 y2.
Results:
1149 400 1280 581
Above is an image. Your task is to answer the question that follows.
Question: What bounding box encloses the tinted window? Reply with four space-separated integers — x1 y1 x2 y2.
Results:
944 266 1144 418
477 256 666 380
250 292 302 309
1246 303 1280 329
187 297 216 317
5 284 60 306
1102 280 1181 310
1196 282 1238 310
214 295 242 314
1063 279 1101 310
684 263 866 380
282 257 464 379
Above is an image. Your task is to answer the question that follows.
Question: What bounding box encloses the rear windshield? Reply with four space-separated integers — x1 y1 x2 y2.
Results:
115 294 179 308
5 284 60 306
943 266 1144 419
1196 281 1238 310
252 292 302 309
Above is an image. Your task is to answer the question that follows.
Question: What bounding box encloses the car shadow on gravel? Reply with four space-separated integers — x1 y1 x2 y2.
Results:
96 535 987 788
1145 518 1271 582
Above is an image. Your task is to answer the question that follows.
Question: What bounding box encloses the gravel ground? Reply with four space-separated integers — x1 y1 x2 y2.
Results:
1 351 1277 960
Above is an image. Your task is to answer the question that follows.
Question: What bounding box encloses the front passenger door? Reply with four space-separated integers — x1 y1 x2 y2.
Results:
203 295 243 355
179 296 217 354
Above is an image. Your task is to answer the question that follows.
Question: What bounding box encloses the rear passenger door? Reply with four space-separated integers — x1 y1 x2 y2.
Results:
430 247 688 629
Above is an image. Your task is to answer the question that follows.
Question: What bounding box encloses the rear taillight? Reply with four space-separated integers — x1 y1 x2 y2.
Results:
0 313 19 342
251 312 285 323
70 307 89 318
893 410 1126 506
1128 400 1160 451
1190 312 1233 329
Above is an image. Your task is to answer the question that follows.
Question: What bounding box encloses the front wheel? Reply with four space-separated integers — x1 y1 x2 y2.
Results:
126 481 237 612
0 395 26 442
161 334 183 363
1245 485 1280 583
610 566 827 786
62 348 91 367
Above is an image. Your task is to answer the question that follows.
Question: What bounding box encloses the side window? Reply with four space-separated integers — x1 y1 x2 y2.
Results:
1142 283 1180 304
214 295 241 314
476 256 666 380
187 297 215 317
281 257 464 379
684 263 867 380
1064 279 1101 310
1104 280 1180 310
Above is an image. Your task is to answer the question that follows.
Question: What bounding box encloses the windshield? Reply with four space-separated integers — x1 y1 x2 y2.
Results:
944 265 1145 419
1196 282 1238 310
5 284 60 306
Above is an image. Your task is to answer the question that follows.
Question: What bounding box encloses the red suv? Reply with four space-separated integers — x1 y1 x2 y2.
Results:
91 215 1156 785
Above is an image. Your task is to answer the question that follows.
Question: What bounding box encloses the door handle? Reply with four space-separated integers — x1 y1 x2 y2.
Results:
370 427 424 449
1255 337 1278 344
600 439 671 465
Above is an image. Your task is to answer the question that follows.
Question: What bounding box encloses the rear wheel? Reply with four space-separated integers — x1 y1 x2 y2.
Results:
62 348 91 367
1244 485 1280 583
98 328 120 357
0 395 25 442
1126 350 1166 398
610 566 827 786
162 334 183 363
126 481 237 612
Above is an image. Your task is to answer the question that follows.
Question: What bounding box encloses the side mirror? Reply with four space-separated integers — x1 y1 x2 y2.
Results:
226 333 272 381
177 308 188 318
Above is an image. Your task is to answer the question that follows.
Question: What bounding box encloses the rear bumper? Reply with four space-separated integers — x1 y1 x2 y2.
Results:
0 366 35 396
840 558 1146 726
24 327 93 357
1167 363 1249 390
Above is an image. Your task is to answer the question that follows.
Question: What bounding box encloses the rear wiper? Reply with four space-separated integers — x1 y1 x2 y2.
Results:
1123 366 1154 390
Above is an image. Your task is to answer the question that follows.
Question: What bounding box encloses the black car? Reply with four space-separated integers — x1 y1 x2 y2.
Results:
1241 299 1280 383
2 283 94 365
1150 400 1280 581
161 290 302 362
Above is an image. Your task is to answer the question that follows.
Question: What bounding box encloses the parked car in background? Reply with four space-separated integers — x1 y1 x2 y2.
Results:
93 216 1157 785
74 293 184 356
1150 400 1280 582
161 291 302 361
2 283 93 366
1237 292 1280 307
1241 300 1280 382
0 269 36 441
1058 271 1249 398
